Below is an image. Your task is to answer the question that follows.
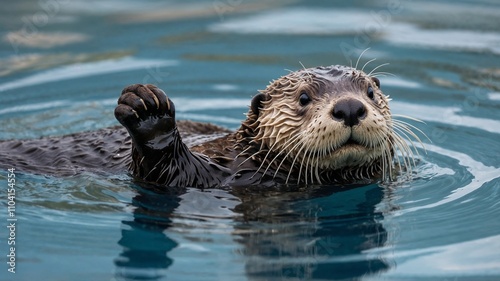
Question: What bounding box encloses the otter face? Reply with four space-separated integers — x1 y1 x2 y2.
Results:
253 65 395 183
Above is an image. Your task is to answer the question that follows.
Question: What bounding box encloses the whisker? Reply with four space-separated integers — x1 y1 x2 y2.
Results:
368 63 390 76
392 131 416 174
390 140 409 177
261 132 306 182
355 47 371 70
386 113 430 147
373 129 393 180
314 152 321 184
299 61 308 71
391 115 430 140
312 150 319 184
362 58 377 72
378 112 424 179
250 137 283 176
284 139 308 184
392 119 428 145
238 149 262 167
392 114 426 123
382 142 391 181
234 145 254 161
298 143 312 185
393 122 427 150
388 136 406 175
307 149 315 185
299 61 314 82
259 133 304 179
371 72 397 78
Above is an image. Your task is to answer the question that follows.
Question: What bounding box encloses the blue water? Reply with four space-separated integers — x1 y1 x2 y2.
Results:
1 0 500 280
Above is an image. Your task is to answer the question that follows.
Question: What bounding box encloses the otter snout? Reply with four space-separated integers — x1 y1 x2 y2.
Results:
332 98 366 127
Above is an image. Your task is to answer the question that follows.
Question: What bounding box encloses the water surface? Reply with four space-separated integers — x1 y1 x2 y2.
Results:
0 0 499 280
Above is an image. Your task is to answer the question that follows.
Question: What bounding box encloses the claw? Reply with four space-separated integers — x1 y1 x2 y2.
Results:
132 109 139 119
139 99 148 111
152 94 160 109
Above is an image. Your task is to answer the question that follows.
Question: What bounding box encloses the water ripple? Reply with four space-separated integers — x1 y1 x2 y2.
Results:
0 57 178 92
209 8 500 54
392 101 500 134
378 234 500 277
395 144 499 215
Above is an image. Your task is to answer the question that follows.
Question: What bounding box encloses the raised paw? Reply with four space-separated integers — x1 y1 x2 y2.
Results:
115 84 176 141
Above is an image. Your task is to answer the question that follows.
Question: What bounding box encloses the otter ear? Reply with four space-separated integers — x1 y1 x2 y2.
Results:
251 93 269 115
371 77 380 88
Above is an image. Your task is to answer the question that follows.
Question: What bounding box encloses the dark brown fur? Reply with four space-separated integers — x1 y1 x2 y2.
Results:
1 65 403 188
0 121 229 177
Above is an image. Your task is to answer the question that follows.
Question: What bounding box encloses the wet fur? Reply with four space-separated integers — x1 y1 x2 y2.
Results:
0 65 420 187
227 65 395 185
0 121 229 177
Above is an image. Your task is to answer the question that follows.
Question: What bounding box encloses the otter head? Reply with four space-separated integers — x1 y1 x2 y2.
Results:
246 65 396 184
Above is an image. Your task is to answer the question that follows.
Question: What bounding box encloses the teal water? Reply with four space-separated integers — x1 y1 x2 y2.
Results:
1 0 499 280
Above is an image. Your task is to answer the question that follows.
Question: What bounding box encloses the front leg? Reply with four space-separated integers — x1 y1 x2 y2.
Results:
115 84 230 187
115 84 175 178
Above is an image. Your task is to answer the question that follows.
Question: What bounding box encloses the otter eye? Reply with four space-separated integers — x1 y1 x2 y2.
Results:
367 86 375 100
299 92 311 106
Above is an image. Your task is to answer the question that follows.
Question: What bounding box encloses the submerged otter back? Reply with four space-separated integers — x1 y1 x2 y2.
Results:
0 126 132 176
0 121 231 177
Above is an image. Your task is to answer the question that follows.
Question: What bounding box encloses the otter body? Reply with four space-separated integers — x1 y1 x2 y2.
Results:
1 65 407 187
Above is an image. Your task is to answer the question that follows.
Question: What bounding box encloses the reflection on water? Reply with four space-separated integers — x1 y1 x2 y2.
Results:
0 0 499 280
114 184 390 280
115 187 180 280
233 185 389 280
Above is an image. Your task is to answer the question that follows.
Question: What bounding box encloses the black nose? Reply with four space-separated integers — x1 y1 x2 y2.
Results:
332 99 367 127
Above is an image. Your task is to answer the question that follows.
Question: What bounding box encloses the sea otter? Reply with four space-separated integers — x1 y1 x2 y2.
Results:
0 65 418 187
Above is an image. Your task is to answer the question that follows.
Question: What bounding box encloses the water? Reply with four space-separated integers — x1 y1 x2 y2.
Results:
1 0 499 280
